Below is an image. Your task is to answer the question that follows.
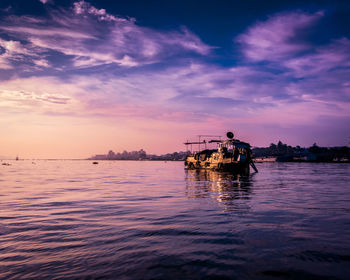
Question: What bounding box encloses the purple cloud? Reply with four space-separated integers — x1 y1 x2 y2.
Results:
237 11 324 61
234 10 350 120
0 1 211 70
284 38 350 77
0 38 41 69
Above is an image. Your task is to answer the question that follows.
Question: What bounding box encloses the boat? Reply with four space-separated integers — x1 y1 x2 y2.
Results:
184 132 258 174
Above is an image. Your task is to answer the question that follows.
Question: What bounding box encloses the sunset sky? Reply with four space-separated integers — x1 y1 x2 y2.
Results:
0 0 349 158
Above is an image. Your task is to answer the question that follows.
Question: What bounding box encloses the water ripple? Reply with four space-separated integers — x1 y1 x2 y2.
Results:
0 161 349 279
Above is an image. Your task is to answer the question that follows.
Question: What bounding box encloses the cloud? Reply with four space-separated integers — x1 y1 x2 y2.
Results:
2 26 94 39
0 38 43 69
0 88 70 116
73 0 123 22
235 10 350 111
39 0 51 4
280 37 350 106
33 58 50 67
1 60 348 124
284 37 350 77
0 4 349 149
0 1 211 70
1 6 12 13
0 54 348 151
237 11 324 61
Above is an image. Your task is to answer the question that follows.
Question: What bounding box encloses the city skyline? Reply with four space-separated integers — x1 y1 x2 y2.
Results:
0 0 349 158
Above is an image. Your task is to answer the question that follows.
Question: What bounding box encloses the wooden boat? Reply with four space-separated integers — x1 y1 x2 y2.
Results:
184 132 258 174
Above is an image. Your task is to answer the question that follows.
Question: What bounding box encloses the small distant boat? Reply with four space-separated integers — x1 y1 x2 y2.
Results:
184 132 258 174
92 161 99 164
254 157 276 163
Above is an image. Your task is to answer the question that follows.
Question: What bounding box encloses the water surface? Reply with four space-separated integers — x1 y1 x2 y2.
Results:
0 160 349 279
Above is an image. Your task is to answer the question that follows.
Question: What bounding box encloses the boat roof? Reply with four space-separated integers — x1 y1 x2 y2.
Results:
184 133 251 149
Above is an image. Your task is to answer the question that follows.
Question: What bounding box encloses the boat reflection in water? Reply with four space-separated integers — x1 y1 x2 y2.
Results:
185 169 254 211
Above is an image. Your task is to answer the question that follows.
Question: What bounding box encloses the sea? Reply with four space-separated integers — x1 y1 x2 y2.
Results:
0 160 349 280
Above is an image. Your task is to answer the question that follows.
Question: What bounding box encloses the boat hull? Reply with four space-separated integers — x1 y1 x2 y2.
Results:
185 157 250 174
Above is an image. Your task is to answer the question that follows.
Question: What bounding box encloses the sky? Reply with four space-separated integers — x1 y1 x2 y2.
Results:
0 0 349 158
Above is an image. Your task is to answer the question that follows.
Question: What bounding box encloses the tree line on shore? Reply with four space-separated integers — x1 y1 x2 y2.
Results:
88 141 349 162
252 141 349 162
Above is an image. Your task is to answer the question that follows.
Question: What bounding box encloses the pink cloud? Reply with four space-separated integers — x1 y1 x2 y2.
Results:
2 60 347 124
0 57 349 157
33 58 50 68
237 11 324 61
2 26 94 39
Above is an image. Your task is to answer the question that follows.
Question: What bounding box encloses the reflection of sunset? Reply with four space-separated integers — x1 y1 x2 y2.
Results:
1 158 349 279
185 170 253 211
